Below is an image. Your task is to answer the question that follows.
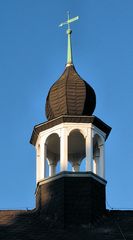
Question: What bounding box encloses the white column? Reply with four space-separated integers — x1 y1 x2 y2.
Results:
93 159 97 174
99 142 105 178
60 128 68 171
86 127 93 172
94 148 100 175
38 141 47 181
44 143 47 178
96 155 100 175
49 163 56 176
36 144 40 184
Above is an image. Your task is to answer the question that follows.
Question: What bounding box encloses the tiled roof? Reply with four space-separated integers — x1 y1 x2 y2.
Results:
0 209 133 239
45 65 96 120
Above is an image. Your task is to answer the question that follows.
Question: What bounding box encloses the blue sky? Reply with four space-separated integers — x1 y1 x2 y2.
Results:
0 0 133 209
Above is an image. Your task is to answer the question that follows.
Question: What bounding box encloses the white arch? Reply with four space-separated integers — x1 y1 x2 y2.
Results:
68 127 87 139
41 130 61 144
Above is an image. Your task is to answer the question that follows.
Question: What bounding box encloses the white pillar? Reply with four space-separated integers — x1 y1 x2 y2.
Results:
93 148 100 175
86 127 93 171
37 141 47 181
44 143 47 178
60 128 68 171
99 142 105 178
49 163 56 177
36 144 41 184
96 156 100 175
93 159 97 174
48 158 56 177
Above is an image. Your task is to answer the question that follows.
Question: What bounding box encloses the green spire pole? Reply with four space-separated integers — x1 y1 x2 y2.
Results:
59 12 79 67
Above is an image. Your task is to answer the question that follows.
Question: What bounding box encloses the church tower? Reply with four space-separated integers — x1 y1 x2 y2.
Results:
30 13 111 226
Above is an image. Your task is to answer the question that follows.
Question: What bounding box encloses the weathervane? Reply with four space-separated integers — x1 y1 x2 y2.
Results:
59 12 79 66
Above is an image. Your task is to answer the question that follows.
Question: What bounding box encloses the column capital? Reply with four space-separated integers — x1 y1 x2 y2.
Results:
47 158 58 166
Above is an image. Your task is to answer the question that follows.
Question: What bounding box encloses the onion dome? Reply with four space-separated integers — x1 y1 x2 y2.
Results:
45 12 96 120
45 65 96 120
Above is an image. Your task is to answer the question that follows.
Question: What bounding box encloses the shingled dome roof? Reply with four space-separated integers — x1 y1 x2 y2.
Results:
45 65 96 120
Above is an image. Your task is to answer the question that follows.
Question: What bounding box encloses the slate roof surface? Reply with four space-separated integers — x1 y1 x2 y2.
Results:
45 65 96 120
0 209 133 240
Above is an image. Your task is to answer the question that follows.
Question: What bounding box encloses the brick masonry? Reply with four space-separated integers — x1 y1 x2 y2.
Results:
36 172 106 227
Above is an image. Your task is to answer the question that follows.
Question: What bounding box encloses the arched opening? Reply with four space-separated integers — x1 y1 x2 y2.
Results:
46 133 60 177
93 134 103 176
68 129 85 172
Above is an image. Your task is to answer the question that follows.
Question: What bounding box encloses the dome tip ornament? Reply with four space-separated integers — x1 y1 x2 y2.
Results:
59 12 79 67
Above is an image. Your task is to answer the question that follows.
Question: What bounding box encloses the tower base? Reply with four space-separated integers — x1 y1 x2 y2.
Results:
36 172 106 227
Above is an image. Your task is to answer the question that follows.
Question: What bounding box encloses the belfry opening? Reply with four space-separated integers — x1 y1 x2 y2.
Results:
68 129 85 172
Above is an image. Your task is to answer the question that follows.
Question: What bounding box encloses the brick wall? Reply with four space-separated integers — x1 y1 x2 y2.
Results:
36 172 106 227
